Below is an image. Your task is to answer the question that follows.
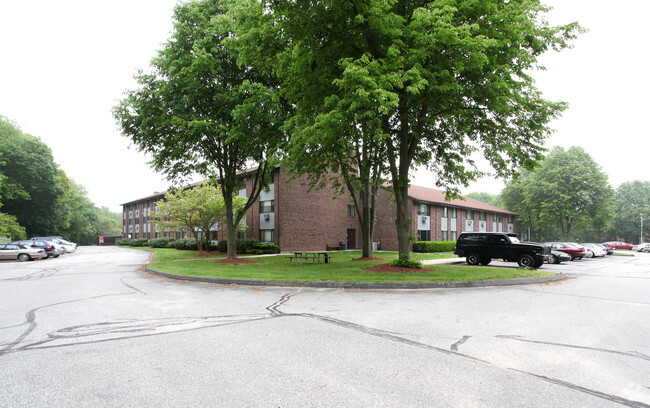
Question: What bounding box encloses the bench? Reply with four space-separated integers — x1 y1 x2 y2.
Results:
289 252 333 264
326 243 341 251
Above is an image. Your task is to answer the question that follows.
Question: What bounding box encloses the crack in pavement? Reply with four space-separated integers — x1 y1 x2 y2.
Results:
274 292 650 408
3 288 648 407
451 335 472 351
496 334 650 361
518 288 650 306
0 267 61 282
0 293 133 356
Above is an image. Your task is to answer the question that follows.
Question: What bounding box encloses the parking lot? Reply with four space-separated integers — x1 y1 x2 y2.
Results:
0 247 648 407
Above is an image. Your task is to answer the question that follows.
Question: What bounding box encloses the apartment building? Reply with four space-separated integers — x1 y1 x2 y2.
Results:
121 169 516 251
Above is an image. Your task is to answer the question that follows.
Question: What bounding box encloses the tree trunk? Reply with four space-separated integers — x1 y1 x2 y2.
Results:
224 195 237 259
359 185 375 258
386 108 415 261
196 229 204 255
394 183 412 259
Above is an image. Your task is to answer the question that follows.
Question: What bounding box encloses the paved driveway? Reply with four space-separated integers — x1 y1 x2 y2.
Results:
0 247 648 407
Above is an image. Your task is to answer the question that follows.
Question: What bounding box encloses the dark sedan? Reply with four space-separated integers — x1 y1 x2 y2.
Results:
547 250 572 264
544 242 586 260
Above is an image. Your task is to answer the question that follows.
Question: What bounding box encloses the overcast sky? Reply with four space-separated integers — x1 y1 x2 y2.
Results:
1 0 647 212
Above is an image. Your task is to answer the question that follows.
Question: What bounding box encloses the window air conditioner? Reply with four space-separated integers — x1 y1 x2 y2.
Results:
264 214 270 221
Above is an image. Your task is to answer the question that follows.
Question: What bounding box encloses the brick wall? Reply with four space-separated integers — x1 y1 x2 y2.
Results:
275 171 358 252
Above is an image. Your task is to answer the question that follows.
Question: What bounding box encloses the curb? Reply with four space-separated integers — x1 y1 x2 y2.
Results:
144 266 568 289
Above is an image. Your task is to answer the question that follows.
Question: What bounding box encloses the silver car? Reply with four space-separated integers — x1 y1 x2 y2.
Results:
0 244 47 261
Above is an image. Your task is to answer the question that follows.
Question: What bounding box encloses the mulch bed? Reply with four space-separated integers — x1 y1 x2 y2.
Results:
214 258 259 264
364 263 434 274
352 257 384 261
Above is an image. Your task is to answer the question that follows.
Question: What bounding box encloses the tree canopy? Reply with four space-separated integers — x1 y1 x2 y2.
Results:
501 146 615 242
256 0 581 258
0 116 121 244
608 181 650 243
114 0 285 258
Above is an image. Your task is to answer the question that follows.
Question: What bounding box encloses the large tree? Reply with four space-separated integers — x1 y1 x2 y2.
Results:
262 0 581 259
0 116 63 236
114 0 284 258
608 181 650 243
241 1 390 258
523 146 615 241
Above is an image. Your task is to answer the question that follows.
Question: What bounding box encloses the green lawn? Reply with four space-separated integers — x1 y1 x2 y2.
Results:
128 248 555 283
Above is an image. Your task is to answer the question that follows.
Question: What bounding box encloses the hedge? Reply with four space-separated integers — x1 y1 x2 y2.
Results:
216 238 260 253
171 238 199 250
251 243 281 255
117 238 149 247
148 237 176 248
413 241 456 253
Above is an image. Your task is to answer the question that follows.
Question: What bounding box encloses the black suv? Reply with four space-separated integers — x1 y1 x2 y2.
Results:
453 232 550 268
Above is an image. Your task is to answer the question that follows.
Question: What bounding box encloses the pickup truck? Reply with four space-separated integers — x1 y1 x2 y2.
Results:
453 232 550 268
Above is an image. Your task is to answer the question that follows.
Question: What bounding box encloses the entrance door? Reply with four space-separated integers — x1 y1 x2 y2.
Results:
347 229 356 249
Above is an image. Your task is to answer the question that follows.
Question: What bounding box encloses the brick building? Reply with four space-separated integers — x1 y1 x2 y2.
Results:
121 168 516 251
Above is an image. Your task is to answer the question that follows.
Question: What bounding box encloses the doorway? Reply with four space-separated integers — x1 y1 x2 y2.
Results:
347 229 356 249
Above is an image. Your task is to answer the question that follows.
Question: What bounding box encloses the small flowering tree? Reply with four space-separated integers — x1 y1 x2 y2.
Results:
152 182 246 255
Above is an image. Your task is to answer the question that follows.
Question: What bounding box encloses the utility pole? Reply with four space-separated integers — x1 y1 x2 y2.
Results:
641 214 644 244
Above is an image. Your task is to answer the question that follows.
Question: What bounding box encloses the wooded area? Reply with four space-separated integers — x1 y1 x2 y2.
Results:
0 116 122 244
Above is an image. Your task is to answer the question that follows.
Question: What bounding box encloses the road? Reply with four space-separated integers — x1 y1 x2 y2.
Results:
0 246 648 407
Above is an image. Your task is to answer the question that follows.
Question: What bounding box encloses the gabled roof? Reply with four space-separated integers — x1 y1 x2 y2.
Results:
407 185 516 215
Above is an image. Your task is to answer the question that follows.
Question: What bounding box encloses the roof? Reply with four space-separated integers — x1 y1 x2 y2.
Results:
407 185 516 215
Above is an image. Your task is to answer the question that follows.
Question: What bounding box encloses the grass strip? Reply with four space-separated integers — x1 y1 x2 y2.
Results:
128 248 554 283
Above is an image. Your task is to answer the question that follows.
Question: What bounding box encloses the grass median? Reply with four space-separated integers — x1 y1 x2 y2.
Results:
130 248 555 284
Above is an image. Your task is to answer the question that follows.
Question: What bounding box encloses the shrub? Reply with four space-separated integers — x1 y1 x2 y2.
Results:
217 238 260 253
251 243 280 255
392 255 422 269
413 241 456 253
148 237 175 248
117 238 149 247
171 238 198 250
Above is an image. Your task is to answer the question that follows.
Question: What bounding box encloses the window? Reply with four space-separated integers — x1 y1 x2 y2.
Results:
260 200 274 213
479 212 487 221
441 231 448 241
450 208 457 219
260 229 274 243
238 230 246 239
347 205 356 217
508 215 514 223
418 203 429 216
442 206 448 218
451 231 457 241
466 210 474 220
418 230 430 241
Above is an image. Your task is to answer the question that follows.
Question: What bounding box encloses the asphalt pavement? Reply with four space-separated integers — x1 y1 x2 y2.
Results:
0 247 648 407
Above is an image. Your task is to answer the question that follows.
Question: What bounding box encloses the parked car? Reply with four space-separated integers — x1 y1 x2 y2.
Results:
602 241 634 250
31 237 77 253
582 243 607 257
544 242 586 260
0 243 47 261
547 250 572 264
12 240 63 258
631 243 650 252
454 232 550 268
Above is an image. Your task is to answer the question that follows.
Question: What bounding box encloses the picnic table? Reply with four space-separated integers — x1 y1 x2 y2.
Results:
289 252 333 264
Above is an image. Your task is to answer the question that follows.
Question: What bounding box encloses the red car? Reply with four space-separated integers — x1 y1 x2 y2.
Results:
544 242 586 260
602 241 634 250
